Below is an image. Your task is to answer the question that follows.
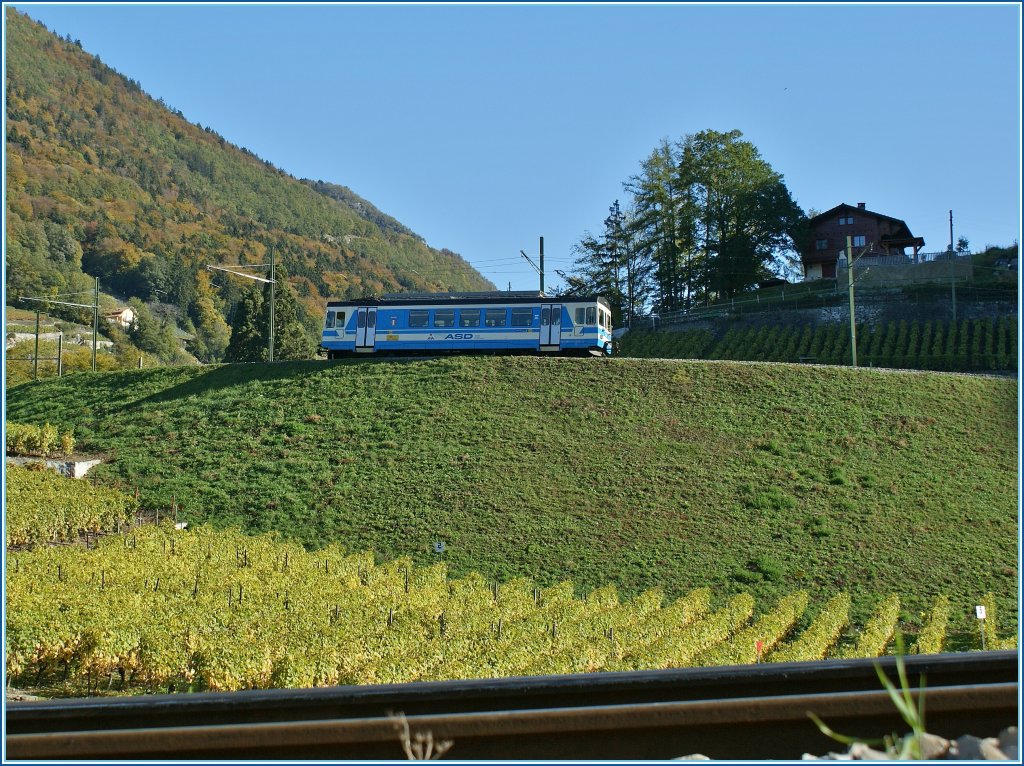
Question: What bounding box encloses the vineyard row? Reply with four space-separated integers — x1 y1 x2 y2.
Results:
621 316 1017 372
6 525 1015 695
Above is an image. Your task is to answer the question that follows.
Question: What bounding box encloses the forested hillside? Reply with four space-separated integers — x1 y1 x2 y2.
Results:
4 9 492 361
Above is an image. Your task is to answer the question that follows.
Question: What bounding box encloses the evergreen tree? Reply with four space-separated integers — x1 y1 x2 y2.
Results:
224 269 315 362
224 284 267 362
265 267 316 361
563 201 654 327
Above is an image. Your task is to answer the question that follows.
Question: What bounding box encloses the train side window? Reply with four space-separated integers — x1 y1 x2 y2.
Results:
357 312 365 329
575 308 585 325
409 310 429 328
586 307 596 325
541 307 550 326
485 309 507 327
551 308 560 326
325 311 335 329
367 310 376 327
459 310 481 327
434 309 455 328
336 312 345 328
511 308 532 327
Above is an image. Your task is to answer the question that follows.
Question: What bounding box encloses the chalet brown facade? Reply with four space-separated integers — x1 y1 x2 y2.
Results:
802 203 925 280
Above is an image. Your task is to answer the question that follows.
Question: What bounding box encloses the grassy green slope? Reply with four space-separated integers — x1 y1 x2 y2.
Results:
5 357 1017 631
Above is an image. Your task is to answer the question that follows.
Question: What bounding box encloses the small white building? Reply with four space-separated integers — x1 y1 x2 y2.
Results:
104 307 136 329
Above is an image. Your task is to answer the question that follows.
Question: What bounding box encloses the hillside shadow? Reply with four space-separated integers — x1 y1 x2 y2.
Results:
128 361 330 408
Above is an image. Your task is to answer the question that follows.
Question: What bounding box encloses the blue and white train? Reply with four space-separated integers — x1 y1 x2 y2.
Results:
320 292 614 357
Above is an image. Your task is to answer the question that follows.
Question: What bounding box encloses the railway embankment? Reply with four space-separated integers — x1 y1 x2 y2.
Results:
5 356 1018 635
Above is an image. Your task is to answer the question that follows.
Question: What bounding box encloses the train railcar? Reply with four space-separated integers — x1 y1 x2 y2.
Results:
320 292 613 357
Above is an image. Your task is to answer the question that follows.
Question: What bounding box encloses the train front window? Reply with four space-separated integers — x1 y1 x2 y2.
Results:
409 310 429 328
459 310 481 327
586 307 596 325
325 311 335 329
511 308 533 327
485 309 507 327
434 309 455 328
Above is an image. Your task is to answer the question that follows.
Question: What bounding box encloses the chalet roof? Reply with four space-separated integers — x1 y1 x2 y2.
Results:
809 203 921 243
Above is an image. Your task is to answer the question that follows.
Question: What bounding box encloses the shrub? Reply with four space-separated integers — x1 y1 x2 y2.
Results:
60 428 76 456
6 421 76 458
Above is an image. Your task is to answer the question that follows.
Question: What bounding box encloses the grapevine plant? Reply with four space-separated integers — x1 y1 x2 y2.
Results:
5 525 1013 696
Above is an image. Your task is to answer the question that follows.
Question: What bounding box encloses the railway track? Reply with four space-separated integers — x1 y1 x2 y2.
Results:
6 651 1017 760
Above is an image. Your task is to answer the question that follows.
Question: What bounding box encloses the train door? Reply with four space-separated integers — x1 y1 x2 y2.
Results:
355 306 377 351
539 303 562 351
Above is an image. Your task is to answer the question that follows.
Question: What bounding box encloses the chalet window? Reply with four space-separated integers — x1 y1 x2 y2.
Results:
838 216 854 225
815 239 828 251
853 235 866 247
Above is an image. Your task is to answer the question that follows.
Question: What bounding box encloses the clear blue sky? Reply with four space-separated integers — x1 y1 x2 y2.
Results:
11 3 1022 292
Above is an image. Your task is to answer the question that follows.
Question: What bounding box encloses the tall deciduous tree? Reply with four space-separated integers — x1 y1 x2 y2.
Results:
675 129 805 300
188 269 231 363
626 139 689 312
578 129 807 317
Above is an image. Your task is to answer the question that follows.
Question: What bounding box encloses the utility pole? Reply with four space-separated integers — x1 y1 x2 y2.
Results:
949 210 956 325
268 249 275 363
844 238 877 367
519 237 545 295
19 294 95 373
33 311 40 380
92 277 99 371
539 236 545 295
847 236 857 368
